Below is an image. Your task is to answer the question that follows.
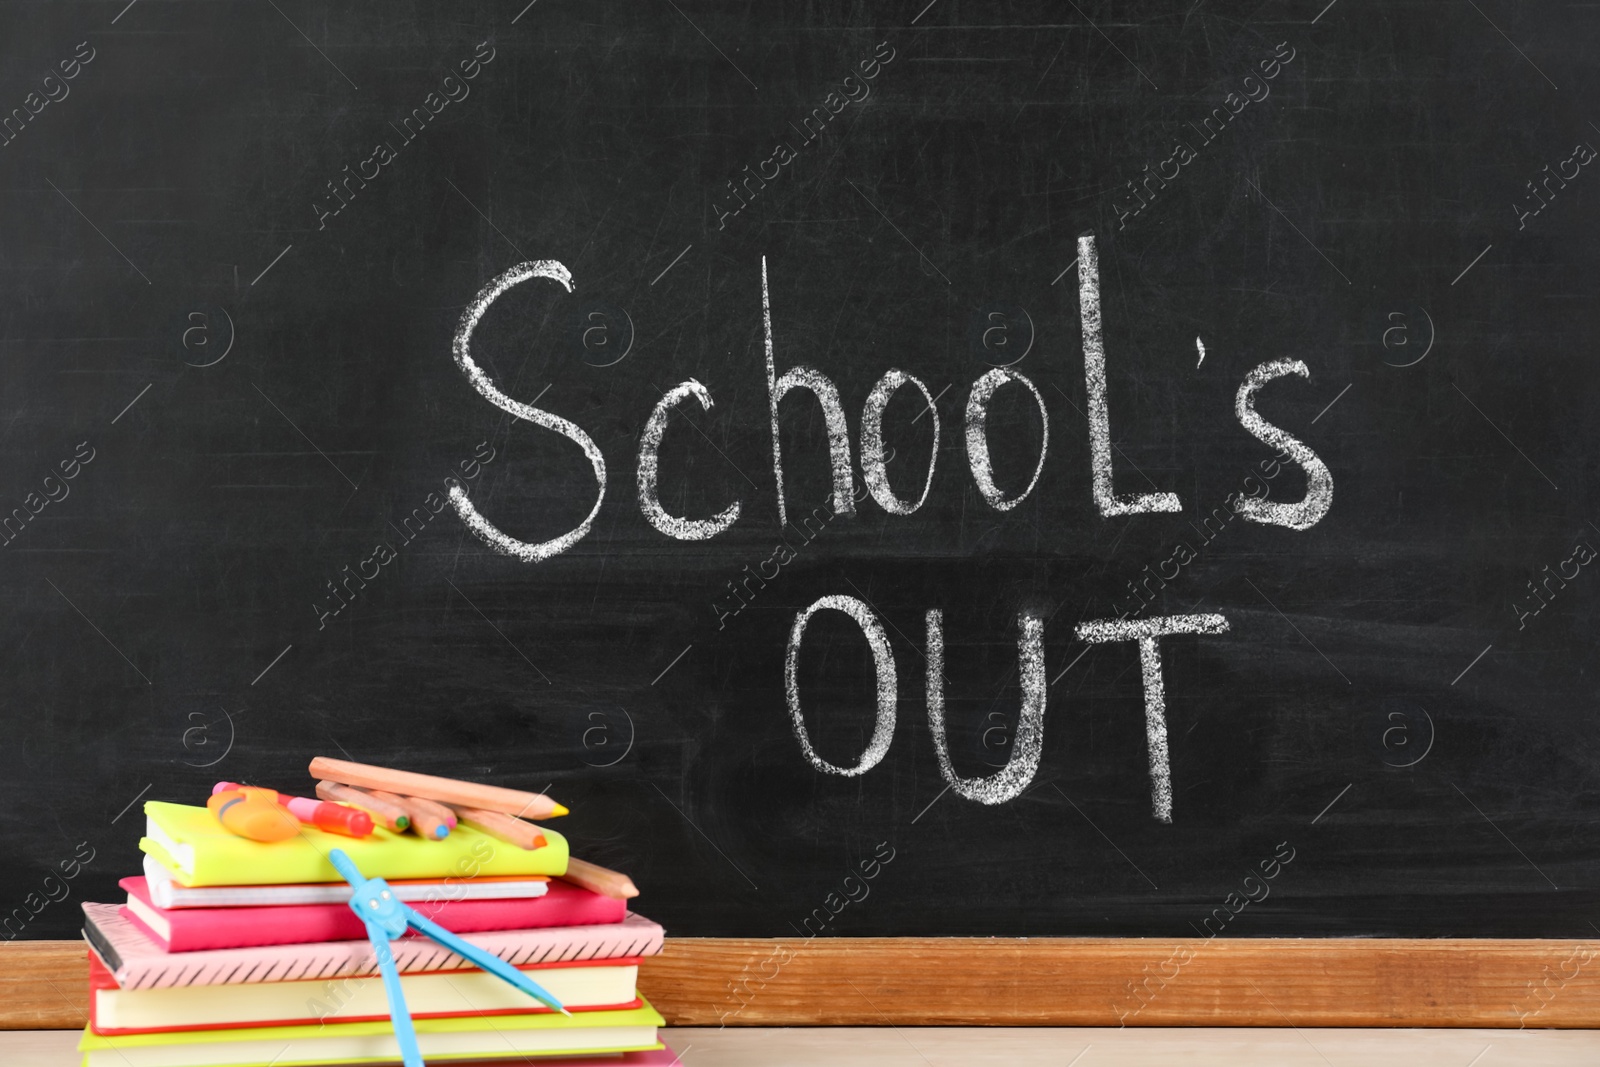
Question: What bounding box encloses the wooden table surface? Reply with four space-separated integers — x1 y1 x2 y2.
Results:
12 1026 1600 1066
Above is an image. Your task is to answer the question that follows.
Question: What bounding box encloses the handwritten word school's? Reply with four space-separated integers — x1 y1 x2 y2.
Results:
445 234 1336 822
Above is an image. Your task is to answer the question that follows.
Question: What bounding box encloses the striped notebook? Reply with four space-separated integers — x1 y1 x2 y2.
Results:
83 902 664 991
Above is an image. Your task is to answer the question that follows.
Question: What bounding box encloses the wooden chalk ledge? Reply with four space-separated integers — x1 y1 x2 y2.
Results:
0 937 1595 1029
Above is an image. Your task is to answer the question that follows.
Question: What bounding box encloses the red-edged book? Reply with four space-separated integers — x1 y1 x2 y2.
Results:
119 876 626 952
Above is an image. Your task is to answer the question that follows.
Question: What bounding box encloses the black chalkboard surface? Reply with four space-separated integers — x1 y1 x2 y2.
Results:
2 0 1596 942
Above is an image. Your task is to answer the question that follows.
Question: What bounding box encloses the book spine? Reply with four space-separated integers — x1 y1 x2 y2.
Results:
84 914 126 975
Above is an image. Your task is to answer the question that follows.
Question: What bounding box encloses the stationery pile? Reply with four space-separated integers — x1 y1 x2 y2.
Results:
78 758 674 1066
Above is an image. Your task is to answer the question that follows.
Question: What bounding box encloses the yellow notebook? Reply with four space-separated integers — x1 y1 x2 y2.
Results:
139 801 568 887
78 999 663 1067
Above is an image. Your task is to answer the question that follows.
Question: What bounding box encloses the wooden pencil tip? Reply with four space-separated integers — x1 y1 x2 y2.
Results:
550 803 569 817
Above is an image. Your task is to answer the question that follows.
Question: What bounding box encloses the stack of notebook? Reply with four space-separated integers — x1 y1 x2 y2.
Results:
79 799 673 1066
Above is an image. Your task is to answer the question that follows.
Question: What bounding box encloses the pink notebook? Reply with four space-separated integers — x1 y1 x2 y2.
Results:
84 903 664 990
119 876 624 952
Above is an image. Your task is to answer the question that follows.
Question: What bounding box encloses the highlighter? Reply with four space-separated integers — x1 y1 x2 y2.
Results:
207 787 299 842
212 782 374 838
284 795 374 837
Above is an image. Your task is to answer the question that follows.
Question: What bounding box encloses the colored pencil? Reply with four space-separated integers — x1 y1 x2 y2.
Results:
562 857 638 900
447 805 547 850
362 788 451 840
315 781 410 832
308 757 568 819
399 794 458 829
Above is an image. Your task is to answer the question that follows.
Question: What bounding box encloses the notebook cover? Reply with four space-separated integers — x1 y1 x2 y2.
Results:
83 902 663 990
85 952 644 1035
80 1038 666 1067
77 999 665 1058
139 801 569 886
119 876 618 952
78 998 664 1046
141 855 551 908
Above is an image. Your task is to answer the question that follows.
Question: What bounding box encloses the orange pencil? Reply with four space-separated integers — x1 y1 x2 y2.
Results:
309 757 568 819
562 857 638 900
315 781 410 833
447 805 546 850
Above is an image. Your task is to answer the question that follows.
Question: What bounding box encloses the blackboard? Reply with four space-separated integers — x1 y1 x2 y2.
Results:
3 0 1596 946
